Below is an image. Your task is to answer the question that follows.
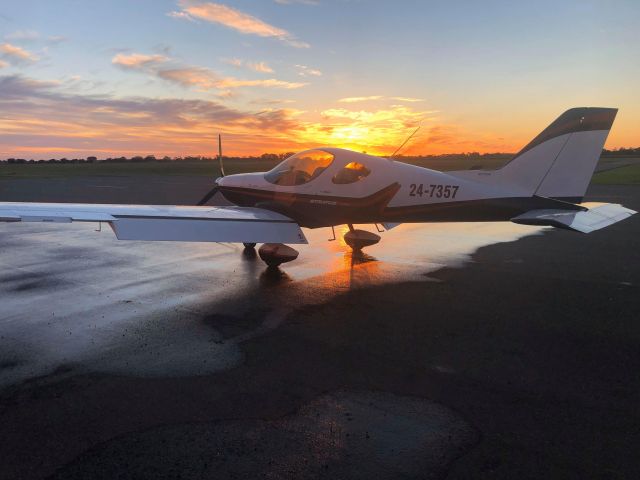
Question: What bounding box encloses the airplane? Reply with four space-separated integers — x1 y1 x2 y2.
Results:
0 107 636 267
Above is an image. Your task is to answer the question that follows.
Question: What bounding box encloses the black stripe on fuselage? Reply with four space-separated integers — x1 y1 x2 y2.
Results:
220 183 401 228
220 185 584 228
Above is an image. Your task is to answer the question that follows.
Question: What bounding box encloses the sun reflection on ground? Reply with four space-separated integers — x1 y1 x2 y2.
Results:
287 222 545 293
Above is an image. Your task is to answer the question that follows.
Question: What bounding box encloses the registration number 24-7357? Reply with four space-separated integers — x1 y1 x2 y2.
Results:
409 184 459 199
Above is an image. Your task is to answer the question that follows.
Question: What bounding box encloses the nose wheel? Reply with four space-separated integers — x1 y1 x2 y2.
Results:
243 242 256 249
343 224 381 251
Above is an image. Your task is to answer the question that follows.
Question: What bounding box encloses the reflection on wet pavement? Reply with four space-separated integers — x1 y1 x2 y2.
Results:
0 220 542 386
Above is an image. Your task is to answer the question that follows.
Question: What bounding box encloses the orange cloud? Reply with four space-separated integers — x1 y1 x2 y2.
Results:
321 106 425 124
157 67 305 90
218 77 305 89
177 1 310 48
0 74 312 158
391 97 425 103
338 96 383 103
9 74 630 159
0 43 39 63
337 96 425 104
222 58 274 73
0 74 511 159
156 67 219 88
293 105 436 155
112 53 168 69
112 53 305 91
247 62 273 73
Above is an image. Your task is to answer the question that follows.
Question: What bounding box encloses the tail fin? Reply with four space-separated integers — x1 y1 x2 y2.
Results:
499 107 617 202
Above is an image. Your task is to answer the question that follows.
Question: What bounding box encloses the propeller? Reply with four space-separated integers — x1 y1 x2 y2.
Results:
196 134 225 206
196 184 220 206
217 133 225 177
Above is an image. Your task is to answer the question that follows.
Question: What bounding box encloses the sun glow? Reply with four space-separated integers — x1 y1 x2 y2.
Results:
1 74 633 159
330 125 371 143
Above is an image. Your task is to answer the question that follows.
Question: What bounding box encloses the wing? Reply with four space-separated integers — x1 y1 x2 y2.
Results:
0 202 308 244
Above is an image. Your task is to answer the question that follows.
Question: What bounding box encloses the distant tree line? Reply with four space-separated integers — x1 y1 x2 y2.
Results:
600 147 640 157
393 152 513 162
0 152 297 164
1 147 638 164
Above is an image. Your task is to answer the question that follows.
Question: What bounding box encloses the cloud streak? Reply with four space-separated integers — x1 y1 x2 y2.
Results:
156 67 305 90
338 96 383 103
112 53 168 69
4 30 40 41
0 42 39 63
274 0 319 5
166 10 196 21
0 74 308 158
295 64 322 77
338 95 425 103
175 1 310 48
0 75 506 158
391 97 425 103
113 52 305 91
223 57 274 73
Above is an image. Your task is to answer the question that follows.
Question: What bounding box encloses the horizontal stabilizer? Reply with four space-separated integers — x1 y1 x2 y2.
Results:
511 203 636 233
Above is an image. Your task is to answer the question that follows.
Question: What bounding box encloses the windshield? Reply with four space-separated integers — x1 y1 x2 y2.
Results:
264 150 334 186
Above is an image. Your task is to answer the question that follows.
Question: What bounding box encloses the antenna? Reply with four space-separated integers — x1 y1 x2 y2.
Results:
217 134 225 177
389 125 421 159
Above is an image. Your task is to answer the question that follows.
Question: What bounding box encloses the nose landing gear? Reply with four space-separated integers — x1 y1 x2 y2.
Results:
343 224 381 251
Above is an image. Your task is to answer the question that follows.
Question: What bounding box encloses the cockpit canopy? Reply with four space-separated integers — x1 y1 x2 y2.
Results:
332 161 371 184
264 150 334 186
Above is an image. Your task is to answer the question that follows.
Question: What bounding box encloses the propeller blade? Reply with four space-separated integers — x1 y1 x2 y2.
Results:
197 133 224 205
196 186 219 206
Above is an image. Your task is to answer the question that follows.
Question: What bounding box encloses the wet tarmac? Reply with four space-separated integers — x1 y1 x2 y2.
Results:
50 390 477 480
0 180 638 479
0 217 541 388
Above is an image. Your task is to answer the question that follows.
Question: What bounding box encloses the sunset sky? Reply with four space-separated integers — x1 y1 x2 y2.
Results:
0 0 638 158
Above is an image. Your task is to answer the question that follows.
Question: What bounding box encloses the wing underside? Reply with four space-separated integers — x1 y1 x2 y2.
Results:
0 203 308 244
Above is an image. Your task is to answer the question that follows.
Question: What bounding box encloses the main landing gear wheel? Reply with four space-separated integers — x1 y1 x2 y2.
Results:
243 242 257 249
258 243 299 267
343 226 381 251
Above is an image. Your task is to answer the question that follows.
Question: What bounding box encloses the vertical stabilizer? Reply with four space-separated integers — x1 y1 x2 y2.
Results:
498 107 617 201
